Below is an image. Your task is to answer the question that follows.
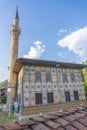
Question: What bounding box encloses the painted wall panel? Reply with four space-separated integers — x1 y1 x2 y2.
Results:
23 92 29 107
59 83 64 91
46 67 51 71
30 92 35 106
78 90 82 100
41 74 46 82
36 82 41 92
51 68 57 74
47 82 52 91
53 91 59 103
42 92 47 104
52 75 57 82
30 82 35 92
41 82 47 91
35 66 41 71
59 91 65 103
30 66 35 74
23 74 29 82
23 82 29 92
52 83 58 91
30 74 35 81
41 67 46 74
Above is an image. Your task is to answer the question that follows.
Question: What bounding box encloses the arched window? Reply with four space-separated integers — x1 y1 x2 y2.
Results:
46 72 51 82
63 73 68 82
71 73 75 82
35 71 41 82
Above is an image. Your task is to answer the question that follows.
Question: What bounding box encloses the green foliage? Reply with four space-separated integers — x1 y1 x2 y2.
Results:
1 96 6 104
0 111 18 125
84 82 87 92
0 80 8 89
82 61 87 93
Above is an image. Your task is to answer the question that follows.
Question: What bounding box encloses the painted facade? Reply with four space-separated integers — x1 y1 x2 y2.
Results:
17 65 85 107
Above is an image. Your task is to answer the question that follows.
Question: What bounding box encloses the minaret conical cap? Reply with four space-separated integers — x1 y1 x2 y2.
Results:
15 6 19 20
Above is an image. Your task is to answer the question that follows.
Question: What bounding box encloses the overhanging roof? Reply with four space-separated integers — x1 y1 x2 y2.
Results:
13 58 87 73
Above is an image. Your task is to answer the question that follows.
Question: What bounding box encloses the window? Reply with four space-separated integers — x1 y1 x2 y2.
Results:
35 71 41 82
58 72 63 82
47 92 54 103
71 73 76 82
63 73 68 82
73 91 79 100
65 92 71 101
35 93 42 105
46 72 51 82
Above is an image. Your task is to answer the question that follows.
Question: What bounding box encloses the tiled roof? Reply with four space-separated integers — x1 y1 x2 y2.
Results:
1 105 87 130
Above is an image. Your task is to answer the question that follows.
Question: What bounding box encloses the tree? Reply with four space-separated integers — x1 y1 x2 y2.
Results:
81 61 87 96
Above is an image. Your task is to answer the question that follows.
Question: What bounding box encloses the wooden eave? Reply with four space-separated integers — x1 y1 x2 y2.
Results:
13 58 87 73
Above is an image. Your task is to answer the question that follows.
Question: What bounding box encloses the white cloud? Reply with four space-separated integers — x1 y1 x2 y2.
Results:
57 26 87 59
57 52 67 58
23 40 45 59
57 29 68 36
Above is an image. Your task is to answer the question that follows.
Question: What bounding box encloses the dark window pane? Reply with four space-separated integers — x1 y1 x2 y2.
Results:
47 92 53 103
35 71 41 82
35 93 42 105
71 73 76 82
73 91 79 100
65 92 71 101
46 72 51 82
63 73 68 82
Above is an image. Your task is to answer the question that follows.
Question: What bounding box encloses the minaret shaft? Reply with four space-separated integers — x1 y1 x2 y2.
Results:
7 7 21 104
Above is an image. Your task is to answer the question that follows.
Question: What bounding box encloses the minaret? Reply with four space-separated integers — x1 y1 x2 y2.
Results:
7 7 21 104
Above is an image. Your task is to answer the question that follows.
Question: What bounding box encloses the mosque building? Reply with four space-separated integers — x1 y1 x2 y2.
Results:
7 8 86 114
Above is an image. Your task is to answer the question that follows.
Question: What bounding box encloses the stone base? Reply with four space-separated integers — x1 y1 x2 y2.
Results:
23 100 87 116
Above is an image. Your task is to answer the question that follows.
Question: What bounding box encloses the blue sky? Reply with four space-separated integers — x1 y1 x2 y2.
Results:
0 0 87 82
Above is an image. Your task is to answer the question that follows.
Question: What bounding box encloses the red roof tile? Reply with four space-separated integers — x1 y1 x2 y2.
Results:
4 123 21 130
65 125 78 130
72 121 87 130
0 126 5 130
45 120 60 129
31 123 50 130
62 115 74 122
55 118 69 126
57 127 65 130
1 105 87 130
78 118 87 127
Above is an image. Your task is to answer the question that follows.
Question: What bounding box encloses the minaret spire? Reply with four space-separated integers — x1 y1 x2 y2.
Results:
15 6 19 20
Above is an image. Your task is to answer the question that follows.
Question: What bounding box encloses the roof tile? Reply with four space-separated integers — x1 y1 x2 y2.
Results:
62 115 74 122
0 126 5 130
1 105 87 130
78 110 87 114
78 118 87 127
72 121 87 130
43 114 58 119
31 123 50 130
32 117 46 122
45 120 60 129
83 116 87 121
65 124 78 130
55 118 69 126
57 127 65 130
17 119 37 126
22 128 32 130
4 123 22 130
